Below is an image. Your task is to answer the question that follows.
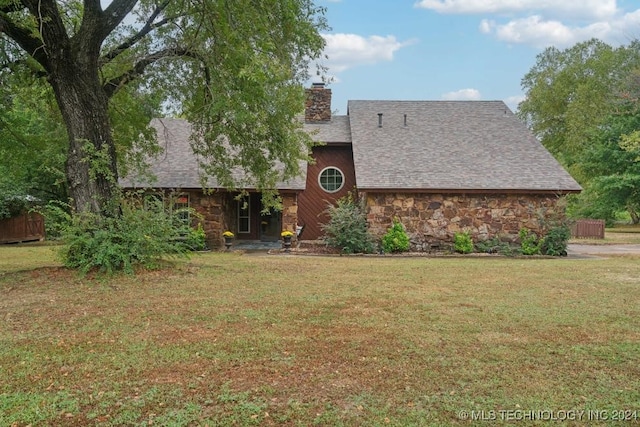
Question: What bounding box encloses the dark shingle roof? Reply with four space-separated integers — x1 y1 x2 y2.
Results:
304 115 352 143
347 100 581 192
119 118 307 190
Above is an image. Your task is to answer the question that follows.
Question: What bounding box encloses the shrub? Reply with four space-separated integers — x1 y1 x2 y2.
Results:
381 218 410 253
60 198 196 274
475 236 513 255
39 200 72 239
184 223 207 251
541 224 570 256
453 231 474 254
322 192 375 254
519 228 542 255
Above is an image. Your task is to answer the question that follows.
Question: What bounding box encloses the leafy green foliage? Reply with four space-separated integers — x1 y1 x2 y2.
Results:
453 231 474 254
519 228 542 255
519 39 640 174
474 236 517 256
1 0 329 216
541 225 571 256
381 218 410 253
567 110 640 224
0 178 29 219
184 223 207 251
321 193 375 254
519 39 640 223
0 73 68 216
38 200 73 239
60 197 199 274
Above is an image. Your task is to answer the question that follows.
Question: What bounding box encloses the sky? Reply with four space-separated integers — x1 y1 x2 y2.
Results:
313 0 640 114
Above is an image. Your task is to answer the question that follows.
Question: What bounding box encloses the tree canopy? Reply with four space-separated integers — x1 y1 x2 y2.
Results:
1 0 328 216
519 39 640 224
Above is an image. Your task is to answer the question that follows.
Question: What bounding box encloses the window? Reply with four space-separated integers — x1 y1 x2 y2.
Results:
143 192 190 224
174 194 190 224
238 197 250 233
318 167 345 193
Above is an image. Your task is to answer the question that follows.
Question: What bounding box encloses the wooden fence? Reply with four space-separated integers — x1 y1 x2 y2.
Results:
0 212 45 244
571 219 605 239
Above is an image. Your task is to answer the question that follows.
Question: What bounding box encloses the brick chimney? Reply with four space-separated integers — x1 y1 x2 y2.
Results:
305 83 332 123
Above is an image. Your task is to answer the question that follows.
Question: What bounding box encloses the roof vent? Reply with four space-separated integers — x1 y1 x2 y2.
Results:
404 114 407 127
378 113 383 128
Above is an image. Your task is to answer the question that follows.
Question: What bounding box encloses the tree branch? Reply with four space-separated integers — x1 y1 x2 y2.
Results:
0 13 50 71
98 0 139 40
101 0 173 63
102 46 192 98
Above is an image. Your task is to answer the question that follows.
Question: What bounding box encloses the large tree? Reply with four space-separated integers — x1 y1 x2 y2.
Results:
1 0 327 216
518 39 640 180
519 39 640 223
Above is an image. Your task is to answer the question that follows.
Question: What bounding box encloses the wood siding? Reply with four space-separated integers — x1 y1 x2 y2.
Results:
297 145 356 240
0 212 45 244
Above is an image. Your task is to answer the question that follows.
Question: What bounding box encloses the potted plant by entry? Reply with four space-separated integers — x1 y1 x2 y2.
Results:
281 230 294 252
222 231 234 250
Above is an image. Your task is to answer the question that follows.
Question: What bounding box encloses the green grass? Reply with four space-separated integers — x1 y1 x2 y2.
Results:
570 228 640 245
1 246 639 425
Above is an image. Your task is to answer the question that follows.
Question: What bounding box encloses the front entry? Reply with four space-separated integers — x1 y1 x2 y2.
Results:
235 193 282 242
259 208 281 242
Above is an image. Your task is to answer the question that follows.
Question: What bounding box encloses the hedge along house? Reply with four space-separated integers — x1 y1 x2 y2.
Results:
121 83 581 249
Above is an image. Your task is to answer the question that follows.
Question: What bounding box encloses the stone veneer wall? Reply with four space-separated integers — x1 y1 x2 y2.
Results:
189 191 228 248
190 191 299 247
365 192 565 251
305 85 332 122
281 193 299 240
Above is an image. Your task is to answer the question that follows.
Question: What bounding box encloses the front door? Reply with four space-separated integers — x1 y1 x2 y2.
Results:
235 193 281 241
259 208 281 242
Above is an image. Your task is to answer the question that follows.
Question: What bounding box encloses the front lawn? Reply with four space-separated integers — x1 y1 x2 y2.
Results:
1 247 639 425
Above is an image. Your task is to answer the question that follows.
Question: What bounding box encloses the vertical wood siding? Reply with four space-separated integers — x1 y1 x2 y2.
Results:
0 212 45 244
297 145 356 240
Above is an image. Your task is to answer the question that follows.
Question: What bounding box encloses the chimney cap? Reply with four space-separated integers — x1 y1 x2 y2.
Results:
311 82 325 89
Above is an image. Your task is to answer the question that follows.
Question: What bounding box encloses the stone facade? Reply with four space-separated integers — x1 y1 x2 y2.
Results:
189 191 299 247
305 83 332 123
281 193 299 240
189 190 228 248
365 192 566 251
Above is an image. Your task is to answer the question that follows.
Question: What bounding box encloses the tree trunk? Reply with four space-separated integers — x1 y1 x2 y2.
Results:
49 66 119 216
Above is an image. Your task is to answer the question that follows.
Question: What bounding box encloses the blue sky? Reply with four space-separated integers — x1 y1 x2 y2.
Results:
314 0 640 114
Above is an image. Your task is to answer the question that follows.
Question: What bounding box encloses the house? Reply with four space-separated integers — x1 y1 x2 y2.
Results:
121 83 581 249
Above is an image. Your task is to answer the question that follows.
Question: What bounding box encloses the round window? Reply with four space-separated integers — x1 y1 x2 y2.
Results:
318 167 345 193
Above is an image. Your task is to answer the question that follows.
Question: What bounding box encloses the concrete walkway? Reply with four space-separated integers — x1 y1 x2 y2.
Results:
567 243 640 257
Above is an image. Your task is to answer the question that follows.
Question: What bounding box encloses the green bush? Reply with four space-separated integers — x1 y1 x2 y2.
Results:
519 228 542 255
453 231 474 254
321 192 375 254
541 225 570 256
38 200 72 239
381 218 410 253
474 236 516 255
60 198 197 274
184 223 207 251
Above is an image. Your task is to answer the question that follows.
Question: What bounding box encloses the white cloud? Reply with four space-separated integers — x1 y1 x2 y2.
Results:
479 11 639 48
321 33 413 74
418 0 640 49
415 0 618 20
441 88 482 100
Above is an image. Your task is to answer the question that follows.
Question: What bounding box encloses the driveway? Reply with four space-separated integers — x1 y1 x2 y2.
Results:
567 243 640 257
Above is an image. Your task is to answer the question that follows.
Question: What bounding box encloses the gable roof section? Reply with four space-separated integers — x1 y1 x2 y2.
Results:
120 118 307 191
347 100 581 192
303 115 352 144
